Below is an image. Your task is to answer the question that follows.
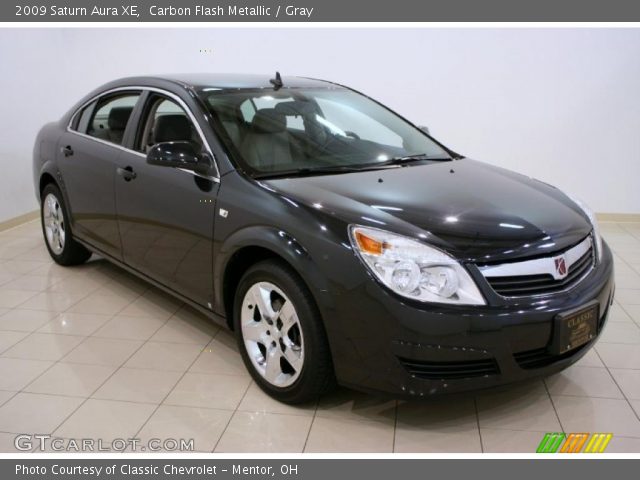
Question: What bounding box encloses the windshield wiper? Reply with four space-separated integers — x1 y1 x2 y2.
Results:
251 154 453 179
252 165 365 179
372 153 453 167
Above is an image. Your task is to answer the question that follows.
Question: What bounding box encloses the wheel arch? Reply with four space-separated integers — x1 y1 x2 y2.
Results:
37 160 65 201
37 163 75 225
39 171 57 198
215 226 333 330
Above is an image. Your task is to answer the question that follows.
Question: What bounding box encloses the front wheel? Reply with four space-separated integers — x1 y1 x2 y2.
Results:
234 260 335 404
40 183 92 266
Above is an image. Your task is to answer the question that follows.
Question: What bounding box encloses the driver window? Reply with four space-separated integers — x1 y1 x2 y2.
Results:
138 96 203 153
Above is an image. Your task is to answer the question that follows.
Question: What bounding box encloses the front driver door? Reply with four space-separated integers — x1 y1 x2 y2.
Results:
115 92 219 308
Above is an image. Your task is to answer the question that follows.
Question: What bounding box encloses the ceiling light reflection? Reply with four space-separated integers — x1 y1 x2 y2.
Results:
499 223 524 229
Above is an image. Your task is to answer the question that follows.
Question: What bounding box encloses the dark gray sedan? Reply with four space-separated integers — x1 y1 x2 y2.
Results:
33 74 614 403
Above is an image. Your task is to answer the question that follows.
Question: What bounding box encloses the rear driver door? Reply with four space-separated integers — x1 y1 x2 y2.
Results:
58 91 142 260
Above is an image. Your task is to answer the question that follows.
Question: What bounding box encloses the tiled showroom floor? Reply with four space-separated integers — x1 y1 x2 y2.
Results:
0 220 640 453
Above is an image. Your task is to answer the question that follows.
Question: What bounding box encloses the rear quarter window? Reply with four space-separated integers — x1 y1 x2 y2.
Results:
73 102 96 133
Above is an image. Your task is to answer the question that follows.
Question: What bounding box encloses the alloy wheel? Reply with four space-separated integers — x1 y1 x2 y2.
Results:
240 281 305 387
43 193 66 255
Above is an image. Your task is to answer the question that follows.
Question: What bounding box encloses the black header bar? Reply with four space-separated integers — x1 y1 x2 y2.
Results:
5 0 640 22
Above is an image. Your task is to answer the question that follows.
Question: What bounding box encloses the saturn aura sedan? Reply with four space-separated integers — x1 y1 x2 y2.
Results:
32 73 614 403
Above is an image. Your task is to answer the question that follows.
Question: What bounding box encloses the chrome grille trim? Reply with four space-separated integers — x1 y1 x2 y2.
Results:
478 235 594 297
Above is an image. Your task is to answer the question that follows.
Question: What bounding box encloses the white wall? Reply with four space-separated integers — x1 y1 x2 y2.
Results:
1 28 639 223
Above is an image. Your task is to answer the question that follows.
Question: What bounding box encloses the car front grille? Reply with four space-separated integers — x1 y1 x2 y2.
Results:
397 357 500 380
486 248 593 296
479 235 594 297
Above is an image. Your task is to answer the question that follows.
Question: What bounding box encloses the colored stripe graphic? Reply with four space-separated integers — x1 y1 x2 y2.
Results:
537 433 613 453
584 433 613 453
536 433 565 453
560 433 589 453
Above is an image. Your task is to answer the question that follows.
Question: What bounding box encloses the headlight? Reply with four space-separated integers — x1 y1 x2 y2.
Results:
567 195 603 264
349 225 485 305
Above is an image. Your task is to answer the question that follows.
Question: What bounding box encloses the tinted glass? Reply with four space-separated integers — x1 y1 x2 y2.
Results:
200 87 450 176
74 101 95 133
86 93 140 146
137 97 203 153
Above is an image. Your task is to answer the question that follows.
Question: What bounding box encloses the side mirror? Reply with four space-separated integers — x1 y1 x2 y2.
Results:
418 125 430 135
147 141 212 175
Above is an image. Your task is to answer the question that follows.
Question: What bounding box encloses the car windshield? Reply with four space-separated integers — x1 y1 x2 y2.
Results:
197 87 452 177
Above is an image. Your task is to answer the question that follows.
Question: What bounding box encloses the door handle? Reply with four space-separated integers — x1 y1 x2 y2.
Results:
61 145 74 157
116 166 137 181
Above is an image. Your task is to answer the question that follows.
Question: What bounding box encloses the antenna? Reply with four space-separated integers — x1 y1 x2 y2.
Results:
270 71 283 90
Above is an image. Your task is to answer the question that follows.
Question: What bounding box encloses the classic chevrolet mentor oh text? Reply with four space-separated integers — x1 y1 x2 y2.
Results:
32 73 614 403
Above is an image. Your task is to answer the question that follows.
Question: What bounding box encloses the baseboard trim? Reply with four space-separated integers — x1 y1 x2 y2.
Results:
0 210 39 233
597 212 640 223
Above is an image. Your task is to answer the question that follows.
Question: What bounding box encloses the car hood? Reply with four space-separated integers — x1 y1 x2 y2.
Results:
262 159 592 263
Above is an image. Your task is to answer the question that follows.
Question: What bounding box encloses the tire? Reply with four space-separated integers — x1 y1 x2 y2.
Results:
40 183 92 266
234 259 336 404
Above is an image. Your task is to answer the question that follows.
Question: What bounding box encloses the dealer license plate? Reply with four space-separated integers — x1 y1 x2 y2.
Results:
552 302 598 355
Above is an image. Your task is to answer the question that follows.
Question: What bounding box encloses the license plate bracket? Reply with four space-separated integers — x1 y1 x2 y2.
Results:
551 301 599 355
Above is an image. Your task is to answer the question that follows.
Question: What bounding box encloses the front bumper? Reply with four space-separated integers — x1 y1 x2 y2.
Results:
324 241 615 398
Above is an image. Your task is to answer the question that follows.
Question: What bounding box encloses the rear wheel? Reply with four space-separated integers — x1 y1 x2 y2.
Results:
234 259 335 404
40 183 92 266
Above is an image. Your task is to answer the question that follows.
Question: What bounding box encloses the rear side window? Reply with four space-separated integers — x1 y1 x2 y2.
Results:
85 93 140 146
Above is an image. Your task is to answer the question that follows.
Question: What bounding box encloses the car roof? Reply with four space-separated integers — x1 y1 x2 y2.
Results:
64 74 348 125
110 73 339 91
